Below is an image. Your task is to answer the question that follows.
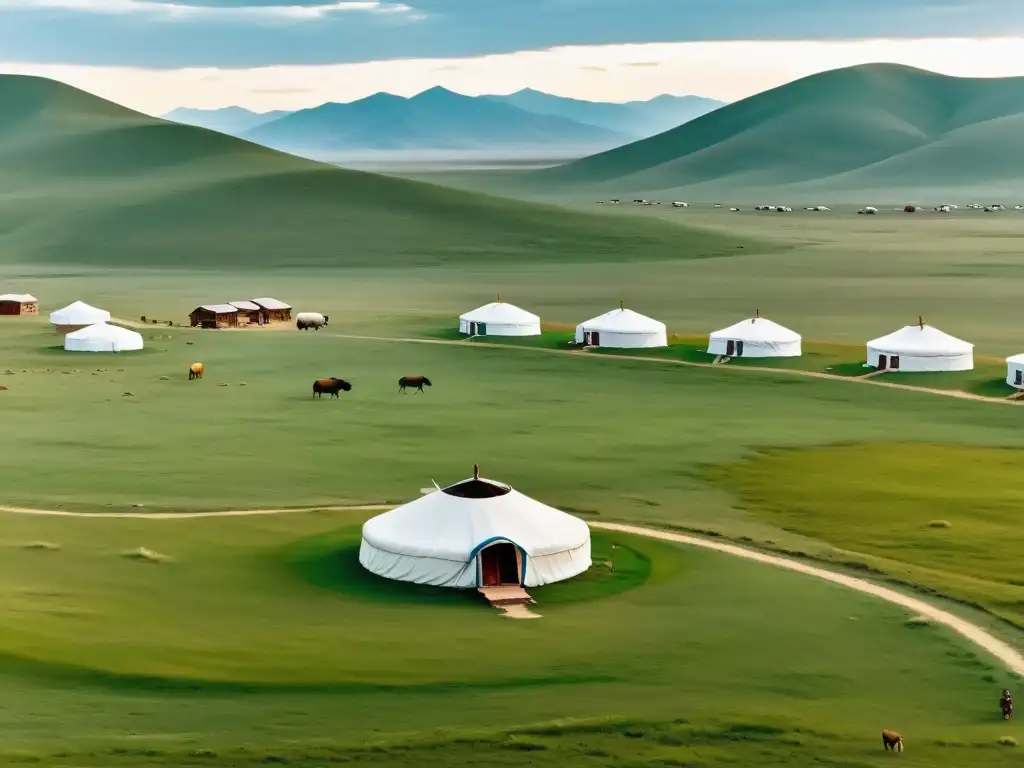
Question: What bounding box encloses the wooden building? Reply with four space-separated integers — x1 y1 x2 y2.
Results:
229 300 263 325
0 293 39 316
189 304 239 329
251 298 292 323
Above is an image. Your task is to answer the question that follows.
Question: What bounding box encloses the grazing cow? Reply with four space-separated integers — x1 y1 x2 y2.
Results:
671 201 689 208
398 375 432 394
312 377 352 399
188 362 204 380
881 731 903 752
296 312 329 331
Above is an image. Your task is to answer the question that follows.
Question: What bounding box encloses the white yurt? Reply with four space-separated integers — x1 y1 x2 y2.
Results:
359 465 591 589
707 311 802 358
458 297 541 337
49 301 111 334
64 322 144 353
1006 354 1024 388
866 318 973 372
575 303 667 348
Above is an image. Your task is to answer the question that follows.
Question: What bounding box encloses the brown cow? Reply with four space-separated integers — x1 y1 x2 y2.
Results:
313 377 352 399
189 363 204 380
398 375 432 394
882 730 903 752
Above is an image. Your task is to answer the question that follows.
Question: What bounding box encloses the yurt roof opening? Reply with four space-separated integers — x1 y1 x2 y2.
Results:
866 316 973 372
458 295 541 337
359 465 591 589
575 301 667 349
707 310 802 358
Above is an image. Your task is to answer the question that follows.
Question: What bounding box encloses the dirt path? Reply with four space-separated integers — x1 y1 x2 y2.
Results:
0 503 392 519
323 333 1011 406
592 522 1024 676
0 499 1019 673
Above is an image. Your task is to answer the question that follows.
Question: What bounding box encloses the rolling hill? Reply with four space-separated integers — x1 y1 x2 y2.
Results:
163 106 291 135
534 64 1024 200
242 87 629 152
486 89 725 137
0 76 744 269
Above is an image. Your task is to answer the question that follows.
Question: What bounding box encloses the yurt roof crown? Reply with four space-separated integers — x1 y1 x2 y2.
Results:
442 464 511 498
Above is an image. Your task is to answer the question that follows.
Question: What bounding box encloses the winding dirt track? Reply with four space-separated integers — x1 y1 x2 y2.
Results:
0 501 1020 674
322 333 1014 406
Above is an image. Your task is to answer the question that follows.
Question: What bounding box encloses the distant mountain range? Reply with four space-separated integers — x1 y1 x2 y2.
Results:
162 89 726 153
0 75 706 270
534 63 1024 200
163 106 290 135
485 89 725 138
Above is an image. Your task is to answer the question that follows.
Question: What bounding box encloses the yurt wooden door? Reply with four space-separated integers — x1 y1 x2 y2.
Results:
877 354 888 371
479 542 521 587
586 331 600 346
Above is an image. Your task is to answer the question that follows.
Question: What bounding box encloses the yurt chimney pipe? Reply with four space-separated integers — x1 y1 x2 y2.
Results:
620 299 624 311
919 315 924 329
473 463 479 480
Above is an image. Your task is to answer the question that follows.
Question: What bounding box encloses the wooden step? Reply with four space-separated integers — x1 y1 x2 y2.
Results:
478 585 535 606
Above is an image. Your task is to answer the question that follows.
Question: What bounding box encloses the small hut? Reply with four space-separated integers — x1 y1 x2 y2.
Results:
0 293 39 316
229 300 263 326
251 298 291 323
189 304 239 329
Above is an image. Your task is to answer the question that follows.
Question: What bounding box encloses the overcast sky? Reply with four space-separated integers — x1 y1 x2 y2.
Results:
3 0 1024 113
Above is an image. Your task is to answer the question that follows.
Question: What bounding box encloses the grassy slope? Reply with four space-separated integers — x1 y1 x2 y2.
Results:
710 444 1024 625
1 321 1024 625
0 76 747 269
0 512 1018 765
531 63 1024 198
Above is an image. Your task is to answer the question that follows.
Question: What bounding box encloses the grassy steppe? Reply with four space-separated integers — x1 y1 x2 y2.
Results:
0 512 1018 766
2 320 1024 629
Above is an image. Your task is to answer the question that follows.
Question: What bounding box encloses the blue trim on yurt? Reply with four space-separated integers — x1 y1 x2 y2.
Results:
471 537 528 587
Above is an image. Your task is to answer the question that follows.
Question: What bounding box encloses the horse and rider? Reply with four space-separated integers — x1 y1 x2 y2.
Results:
1001 688 1013 721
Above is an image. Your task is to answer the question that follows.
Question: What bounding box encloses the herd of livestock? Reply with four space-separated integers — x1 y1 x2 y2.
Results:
597 199 1024 214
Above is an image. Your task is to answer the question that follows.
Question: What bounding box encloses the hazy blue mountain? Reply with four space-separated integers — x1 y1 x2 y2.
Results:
486 89 726 137
241 87 630 151
163 106 292 135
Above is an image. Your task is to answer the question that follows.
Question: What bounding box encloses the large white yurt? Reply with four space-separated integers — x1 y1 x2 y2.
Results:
866 318 973 372
50 301 111 334
458 297 541 337
1006 354 1024 388
64 322 144 353
359 466 591 589
707 311 801 358
575 304 667 349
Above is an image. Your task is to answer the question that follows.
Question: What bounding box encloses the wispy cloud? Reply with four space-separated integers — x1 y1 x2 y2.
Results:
0 0 416 20
6 37 1024 115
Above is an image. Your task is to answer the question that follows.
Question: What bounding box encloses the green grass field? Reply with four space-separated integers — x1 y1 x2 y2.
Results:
0 511 1018 766
2 73 1024 766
